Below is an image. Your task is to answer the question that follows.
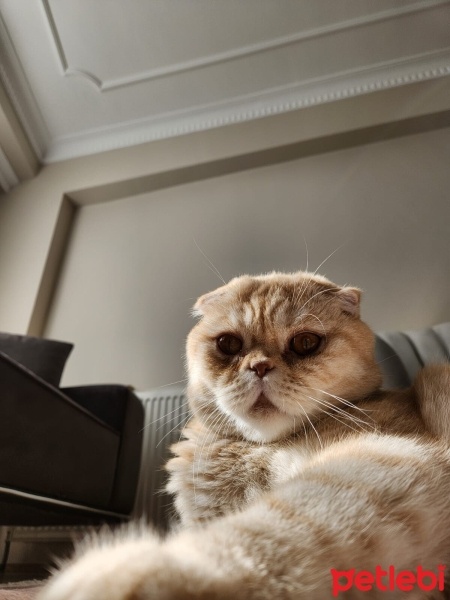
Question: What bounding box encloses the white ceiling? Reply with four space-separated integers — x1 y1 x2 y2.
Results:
0 0 449 171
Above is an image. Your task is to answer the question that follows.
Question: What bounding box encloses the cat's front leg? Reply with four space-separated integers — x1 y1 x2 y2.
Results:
38 523 273 600
38 530 228 600
38 534 162 600
166 419 271 527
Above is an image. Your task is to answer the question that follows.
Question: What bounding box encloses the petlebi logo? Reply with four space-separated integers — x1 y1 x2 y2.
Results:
331 565 445 596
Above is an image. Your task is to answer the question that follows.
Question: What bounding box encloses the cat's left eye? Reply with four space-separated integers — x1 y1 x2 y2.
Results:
289 332 322 357
217 334 243 356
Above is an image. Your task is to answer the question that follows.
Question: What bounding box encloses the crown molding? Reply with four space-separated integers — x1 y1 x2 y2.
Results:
1 1 449 166
41 0 449 92
0 145 19 193
0 12 49 161
44 50 450 163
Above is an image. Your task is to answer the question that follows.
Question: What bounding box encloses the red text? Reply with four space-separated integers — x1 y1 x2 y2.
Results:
331 565 445 596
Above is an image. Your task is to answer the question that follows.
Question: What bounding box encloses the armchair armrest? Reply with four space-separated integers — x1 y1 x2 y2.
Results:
61 384 145 513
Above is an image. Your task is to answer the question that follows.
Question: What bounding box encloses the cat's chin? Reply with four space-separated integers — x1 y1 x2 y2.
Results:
230 396 295 443
235 415 294 443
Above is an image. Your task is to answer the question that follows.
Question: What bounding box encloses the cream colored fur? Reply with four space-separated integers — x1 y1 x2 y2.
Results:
39 272 450 600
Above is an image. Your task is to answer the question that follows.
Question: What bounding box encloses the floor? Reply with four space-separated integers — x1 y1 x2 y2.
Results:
0 565 49 585
0 527 78 587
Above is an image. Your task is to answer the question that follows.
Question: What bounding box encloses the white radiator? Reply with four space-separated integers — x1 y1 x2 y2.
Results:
133 386 188 531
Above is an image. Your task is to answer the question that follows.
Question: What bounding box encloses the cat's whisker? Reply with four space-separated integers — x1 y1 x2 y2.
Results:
199 411 223 450
146 404 190 427
323 408 373 436
376 354 400 365
139 400 191 432
306 386 376 416
301 415 308 440
309 394 372 424
306 393 377 431
307 402 364 435
153 378 188 389
193 409 225 479
304 395 374 435
304 394 360 427
296 287 339 314
156 419 189 449
173 399 214 445
292 274 311 309
150 395 214 432
140 410 186 434
193 413 229 495
299 404 323 449
192 431 213 496
302 234 309 273
307 387 377 422
155 409 193 433
193 238 226 285
223 406 237 439
312 244 345 277
177 424 187 445
296 313 327 339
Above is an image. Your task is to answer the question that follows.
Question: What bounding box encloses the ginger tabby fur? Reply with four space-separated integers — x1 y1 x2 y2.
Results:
40 272 450 599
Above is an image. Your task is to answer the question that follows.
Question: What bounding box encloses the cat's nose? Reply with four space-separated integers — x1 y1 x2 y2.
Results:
250 360 274 379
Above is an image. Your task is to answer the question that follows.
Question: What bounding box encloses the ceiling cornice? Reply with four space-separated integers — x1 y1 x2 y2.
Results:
0 51 40 191
46 53 450 163
0 144 18 193
0 1 449 167
0 11 49 162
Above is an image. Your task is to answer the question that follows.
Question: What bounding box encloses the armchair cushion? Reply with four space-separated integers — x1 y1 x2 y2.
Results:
0 332 73 387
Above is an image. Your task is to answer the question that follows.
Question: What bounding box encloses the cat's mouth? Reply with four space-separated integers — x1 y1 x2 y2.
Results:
250 393 279 416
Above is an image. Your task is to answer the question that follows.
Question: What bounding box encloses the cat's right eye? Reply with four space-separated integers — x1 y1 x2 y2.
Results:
289 332 322 357
217 334 243 356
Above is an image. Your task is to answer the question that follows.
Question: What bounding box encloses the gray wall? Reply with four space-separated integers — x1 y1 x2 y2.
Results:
44 126 450 390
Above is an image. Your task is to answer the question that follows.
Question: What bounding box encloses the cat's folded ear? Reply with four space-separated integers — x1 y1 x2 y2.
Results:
334 287 362 317
192 285 229 317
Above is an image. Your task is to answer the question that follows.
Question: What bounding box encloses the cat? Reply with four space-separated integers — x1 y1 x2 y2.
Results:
39 271 450 600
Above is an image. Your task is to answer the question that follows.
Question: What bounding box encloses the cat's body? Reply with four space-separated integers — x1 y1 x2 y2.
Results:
40 272 450 600
167 387 427 528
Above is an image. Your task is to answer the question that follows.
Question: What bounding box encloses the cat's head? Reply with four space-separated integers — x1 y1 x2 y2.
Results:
186 271 381 443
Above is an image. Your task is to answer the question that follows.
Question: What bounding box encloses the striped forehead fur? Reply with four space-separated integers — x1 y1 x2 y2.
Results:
193 271 344 331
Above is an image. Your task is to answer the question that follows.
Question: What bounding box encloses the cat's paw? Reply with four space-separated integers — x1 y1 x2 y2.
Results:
166 446 214 526
167 437 233 526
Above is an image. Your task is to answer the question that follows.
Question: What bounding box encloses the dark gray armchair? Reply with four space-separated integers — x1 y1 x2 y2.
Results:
0 334 144 527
